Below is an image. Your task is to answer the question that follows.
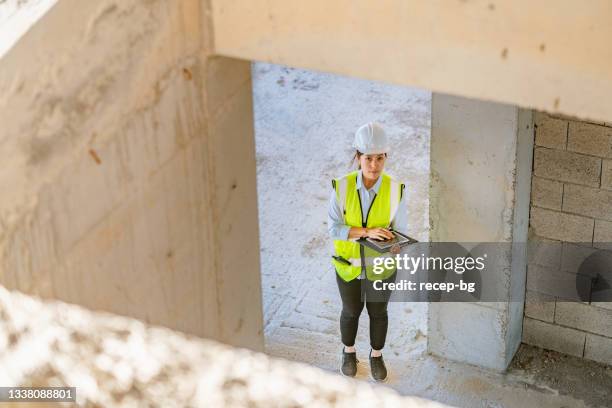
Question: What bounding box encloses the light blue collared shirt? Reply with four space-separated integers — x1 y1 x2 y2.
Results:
327 170 408 241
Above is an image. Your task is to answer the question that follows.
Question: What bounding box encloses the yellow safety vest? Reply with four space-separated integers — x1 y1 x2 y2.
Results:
331 171 404 282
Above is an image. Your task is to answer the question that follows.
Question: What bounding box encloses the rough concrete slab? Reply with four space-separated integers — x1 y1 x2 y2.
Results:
524 290 556 323
533 148 601 187
530 207 594 242
523 317 586 357
527 237 563 269
531 177 563 210
534 112 567 150
555 302 612 338
584 333 612 366
568 121 612 159
563 183 612 222
0 286 448 408
593 220 612 251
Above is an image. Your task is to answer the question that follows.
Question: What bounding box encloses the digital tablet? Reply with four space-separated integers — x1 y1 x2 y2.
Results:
364 230 416 252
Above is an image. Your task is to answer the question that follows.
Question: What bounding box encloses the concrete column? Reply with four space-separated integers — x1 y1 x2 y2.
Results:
201 56 264 349
428 93 534 371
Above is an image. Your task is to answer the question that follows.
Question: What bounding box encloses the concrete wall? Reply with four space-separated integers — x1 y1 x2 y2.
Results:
524 113 612 365
0 0 263 350
429 94 534 371
211 0 612 125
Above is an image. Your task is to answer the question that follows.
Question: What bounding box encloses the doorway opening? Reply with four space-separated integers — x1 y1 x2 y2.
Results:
251 61 431 376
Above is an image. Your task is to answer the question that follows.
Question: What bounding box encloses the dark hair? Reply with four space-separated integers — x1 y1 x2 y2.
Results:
351 151 363 169
350 150 387 169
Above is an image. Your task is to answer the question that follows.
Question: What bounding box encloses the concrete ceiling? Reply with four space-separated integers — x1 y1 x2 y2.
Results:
211 0 612 124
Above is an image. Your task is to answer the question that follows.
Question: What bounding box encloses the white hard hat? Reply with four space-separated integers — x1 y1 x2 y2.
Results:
353 122 390 154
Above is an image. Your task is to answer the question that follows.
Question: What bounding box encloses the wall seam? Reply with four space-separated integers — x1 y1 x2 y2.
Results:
532 204 603 225
561 183 565 210
531 174 601 189
535 144 610 161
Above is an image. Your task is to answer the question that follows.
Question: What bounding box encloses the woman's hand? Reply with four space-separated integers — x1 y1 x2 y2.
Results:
365 228 394 241
347 227 395 240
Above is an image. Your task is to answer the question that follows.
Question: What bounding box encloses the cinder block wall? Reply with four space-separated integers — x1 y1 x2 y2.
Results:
524 112 612 365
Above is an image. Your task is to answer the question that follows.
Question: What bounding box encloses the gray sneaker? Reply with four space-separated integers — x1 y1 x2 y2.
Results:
369 350 388 382
340 348 358 377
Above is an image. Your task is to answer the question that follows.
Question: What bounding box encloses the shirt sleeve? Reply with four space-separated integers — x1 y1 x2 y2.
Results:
327 188 351 241
390 184 409 236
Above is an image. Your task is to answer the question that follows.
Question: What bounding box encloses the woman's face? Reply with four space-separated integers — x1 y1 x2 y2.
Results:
359 153 386 180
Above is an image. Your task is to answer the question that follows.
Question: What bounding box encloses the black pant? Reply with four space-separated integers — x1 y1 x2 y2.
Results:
335 271 395 350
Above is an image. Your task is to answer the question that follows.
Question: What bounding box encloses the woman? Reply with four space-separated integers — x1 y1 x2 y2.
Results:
328 122 408 382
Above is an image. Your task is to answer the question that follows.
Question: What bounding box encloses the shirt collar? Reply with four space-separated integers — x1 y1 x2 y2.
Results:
357 170 383 194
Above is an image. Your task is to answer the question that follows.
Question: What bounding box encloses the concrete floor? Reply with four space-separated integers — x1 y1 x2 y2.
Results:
252 62 612 408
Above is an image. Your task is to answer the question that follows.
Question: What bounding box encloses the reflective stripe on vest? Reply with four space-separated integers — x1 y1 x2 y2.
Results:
331 171 403 282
